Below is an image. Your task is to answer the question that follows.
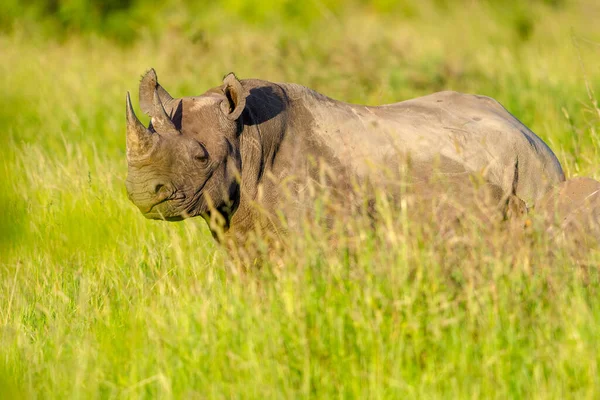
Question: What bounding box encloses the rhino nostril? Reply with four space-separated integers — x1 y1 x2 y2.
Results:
154 183 165 194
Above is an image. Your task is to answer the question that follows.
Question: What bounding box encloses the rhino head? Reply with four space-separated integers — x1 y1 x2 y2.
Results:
125 69 247 227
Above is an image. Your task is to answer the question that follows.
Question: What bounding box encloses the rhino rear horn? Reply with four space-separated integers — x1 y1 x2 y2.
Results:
151 88 180 136
139 68 174 116
126 92 154 160
220 73 247 121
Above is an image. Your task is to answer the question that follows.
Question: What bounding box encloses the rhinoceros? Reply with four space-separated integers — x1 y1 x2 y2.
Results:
125 69 564 243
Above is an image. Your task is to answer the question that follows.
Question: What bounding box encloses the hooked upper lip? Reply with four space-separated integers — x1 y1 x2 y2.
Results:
135 179 210 221
143 191 185 214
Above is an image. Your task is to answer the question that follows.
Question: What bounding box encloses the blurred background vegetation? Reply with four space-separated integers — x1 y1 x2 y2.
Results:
1 1 600 397
0 0 564 38
0 0 586 43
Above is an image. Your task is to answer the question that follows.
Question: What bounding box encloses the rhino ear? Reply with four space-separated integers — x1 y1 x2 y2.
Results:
220 73 246 121
139 68 174 116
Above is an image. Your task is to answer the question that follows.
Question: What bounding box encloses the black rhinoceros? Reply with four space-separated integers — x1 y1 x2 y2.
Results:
125 69 564 243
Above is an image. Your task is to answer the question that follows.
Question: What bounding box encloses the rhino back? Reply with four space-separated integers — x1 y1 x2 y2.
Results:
283 87 564 206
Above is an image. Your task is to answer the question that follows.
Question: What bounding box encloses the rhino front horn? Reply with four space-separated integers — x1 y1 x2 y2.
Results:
126 92 154 160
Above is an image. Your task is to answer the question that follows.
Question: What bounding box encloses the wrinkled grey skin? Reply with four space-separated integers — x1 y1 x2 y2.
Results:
125 69 565 243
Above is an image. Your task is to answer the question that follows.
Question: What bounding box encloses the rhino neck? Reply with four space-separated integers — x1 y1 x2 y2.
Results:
227 80 290 234
227 81 351 237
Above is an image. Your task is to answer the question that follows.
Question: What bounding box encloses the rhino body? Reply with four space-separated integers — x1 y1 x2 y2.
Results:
125 70 564 243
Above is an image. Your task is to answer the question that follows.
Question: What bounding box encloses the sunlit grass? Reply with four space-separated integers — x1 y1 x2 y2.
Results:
1 0 600 398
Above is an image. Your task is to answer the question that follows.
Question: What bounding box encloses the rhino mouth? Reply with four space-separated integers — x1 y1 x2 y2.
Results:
143 185 208 221
143 192 186 219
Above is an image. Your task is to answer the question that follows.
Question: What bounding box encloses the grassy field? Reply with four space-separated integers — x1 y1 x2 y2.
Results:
1 0 600 398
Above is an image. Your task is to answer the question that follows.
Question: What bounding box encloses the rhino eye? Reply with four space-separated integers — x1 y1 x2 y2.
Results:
194 141 209 163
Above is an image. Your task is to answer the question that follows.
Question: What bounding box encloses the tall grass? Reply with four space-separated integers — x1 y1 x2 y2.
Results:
1 0 599 398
